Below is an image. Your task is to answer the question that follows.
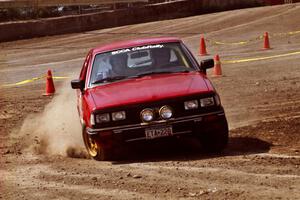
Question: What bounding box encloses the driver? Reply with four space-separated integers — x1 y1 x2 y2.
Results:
151 48 171 68
94 56 111 81
109 53 129 76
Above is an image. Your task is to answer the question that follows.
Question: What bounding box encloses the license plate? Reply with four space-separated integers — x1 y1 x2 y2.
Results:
145 126 173 139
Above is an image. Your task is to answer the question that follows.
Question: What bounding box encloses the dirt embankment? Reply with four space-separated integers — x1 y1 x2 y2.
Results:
1 3 300 200
0 0 265 42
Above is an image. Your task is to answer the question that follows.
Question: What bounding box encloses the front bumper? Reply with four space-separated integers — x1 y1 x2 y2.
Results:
86 111 228 143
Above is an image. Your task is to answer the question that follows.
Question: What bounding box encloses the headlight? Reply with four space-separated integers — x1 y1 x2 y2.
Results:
140 108 154 122
184 100 199 110
159 105 173 119
214 94 221 106
90 113 95 126
200 97 215 107
95 113 110 123
112 111 126 121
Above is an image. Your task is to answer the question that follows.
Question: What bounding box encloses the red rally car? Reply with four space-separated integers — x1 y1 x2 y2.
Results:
71 37 228 161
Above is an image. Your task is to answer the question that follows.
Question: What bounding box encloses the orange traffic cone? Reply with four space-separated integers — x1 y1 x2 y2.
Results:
199 35 208 56
213 54 222 76
263 32 271 49
43 70 55 96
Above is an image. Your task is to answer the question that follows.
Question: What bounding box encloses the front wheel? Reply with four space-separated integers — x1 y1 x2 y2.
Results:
199 130 228 153
82 127 113 161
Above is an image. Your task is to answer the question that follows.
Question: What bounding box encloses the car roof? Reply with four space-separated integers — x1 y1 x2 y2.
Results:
91 37 182 54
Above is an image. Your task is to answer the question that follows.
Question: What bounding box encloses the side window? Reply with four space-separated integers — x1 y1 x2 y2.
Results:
79 52 91 81
170 48 187 67
170 49 179 62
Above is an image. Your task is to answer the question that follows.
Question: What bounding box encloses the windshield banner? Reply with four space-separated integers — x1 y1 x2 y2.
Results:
111 44 164 55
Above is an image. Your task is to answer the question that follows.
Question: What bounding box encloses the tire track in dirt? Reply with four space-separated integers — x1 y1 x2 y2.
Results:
2 163 157 200
4 152 299 199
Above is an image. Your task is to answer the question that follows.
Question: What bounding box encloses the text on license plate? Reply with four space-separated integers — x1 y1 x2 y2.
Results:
145 126 173 139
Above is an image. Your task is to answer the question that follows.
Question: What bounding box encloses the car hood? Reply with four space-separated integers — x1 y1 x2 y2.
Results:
89 72 212 110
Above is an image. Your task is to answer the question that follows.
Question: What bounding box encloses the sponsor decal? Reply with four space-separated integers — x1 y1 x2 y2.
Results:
111 44 164 55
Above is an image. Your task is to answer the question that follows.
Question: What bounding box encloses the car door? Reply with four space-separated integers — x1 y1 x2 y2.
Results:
77 52 92 124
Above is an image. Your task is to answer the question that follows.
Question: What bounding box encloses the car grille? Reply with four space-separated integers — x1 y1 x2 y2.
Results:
92 92 221 129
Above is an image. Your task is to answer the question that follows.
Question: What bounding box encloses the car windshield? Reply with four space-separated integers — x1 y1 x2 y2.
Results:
90 42 196 86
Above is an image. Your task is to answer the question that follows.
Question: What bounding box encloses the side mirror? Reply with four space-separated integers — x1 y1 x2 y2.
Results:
200 59 214 72
71 79 84 90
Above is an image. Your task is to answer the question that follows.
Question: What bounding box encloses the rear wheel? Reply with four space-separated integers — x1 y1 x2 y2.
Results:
82 127 113 161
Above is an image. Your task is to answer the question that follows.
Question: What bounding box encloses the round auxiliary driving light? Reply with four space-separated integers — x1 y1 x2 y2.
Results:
159 105 173 120
140 108 154 122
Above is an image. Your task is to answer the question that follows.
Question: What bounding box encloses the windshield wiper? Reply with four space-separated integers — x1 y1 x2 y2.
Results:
92 70 193 84
136 70 192 78
92 75 128 84
136 71 173 77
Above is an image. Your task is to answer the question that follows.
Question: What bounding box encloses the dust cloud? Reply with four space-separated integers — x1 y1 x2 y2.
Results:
17 81 88 158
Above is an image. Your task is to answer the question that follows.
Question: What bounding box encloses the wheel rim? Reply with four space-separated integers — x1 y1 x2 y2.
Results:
87 137 99 157
83 130 99 157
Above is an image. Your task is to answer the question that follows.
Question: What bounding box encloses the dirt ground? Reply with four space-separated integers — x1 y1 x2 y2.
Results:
1 3 300 200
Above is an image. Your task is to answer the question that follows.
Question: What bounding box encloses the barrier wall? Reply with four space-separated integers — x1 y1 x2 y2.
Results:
0 0 267 42
264 0 300 5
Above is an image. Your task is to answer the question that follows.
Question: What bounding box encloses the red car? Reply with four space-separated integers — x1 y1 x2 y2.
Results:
71 37 228 161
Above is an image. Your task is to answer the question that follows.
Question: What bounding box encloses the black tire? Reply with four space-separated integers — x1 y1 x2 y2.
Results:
199 130 229 153
82 126 113 161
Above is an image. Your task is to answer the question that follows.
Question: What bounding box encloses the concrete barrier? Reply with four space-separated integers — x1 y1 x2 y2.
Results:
264 0 300 5
0 0 266 42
